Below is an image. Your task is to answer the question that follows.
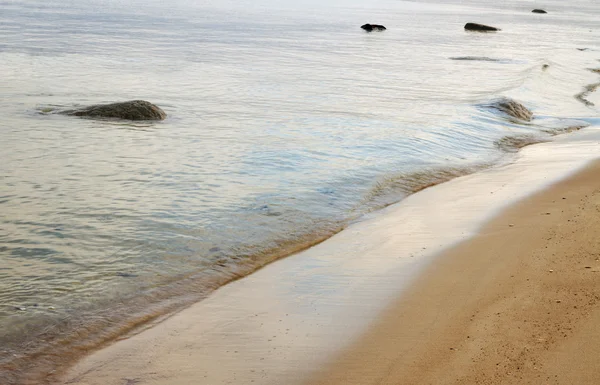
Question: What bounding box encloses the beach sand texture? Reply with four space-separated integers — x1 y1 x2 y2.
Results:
58 129 600 385
312 158 600 385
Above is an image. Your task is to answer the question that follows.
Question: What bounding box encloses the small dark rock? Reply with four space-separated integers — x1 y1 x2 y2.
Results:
62 100 166 121
464 23 500 32
361 24 386 32
532 9 547 14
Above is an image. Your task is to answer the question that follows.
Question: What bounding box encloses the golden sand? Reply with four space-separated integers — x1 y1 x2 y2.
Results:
312 160 600 385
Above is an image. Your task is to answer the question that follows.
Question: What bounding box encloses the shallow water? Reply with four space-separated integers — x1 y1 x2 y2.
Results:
1 0 599 381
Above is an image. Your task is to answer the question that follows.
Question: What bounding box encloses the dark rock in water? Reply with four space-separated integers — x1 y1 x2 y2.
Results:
361 24 386 32
532 9 547 14
464 23 500 32
490 98 533 121
63 100 166 121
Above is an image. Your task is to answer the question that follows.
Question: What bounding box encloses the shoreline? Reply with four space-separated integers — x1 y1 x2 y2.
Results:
311 158 600 385
57 127 600 385
3 0 600 382
5 125 595 385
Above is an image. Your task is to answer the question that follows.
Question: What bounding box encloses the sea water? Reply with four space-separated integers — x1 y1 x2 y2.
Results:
1 0 599 381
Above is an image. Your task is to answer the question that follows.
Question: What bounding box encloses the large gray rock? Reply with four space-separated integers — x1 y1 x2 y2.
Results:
464 23 500 32
63 100 166 121
491 98 533 121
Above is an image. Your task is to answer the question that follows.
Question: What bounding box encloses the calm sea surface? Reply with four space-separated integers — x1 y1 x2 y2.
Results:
1 0 599 381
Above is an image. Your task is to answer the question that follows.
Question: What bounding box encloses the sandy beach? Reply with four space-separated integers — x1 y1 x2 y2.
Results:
54 129 600 385
312 160 600 385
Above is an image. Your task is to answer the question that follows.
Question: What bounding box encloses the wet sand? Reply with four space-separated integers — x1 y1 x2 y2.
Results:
312 160 600 385
59 129 600 385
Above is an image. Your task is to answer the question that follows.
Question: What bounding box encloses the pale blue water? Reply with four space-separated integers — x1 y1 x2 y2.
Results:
1 0 599 381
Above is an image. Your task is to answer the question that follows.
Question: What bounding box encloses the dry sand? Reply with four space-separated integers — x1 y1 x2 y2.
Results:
312 161 600 385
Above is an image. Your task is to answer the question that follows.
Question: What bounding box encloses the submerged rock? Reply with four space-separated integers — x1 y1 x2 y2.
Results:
532 9 547 14
361 24 386 32
490 98 533 121
464 23 500 32
62 100 166 121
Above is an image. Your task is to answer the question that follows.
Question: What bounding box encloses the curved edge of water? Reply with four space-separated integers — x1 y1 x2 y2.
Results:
56 123 600 385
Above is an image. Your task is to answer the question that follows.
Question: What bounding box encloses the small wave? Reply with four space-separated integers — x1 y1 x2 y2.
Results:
541 123 588 135
494 118 588 153
449 57 528 65
360 118 587 216
574 68 600 107
494 135 549 153
448 56 523 64
450 56 502 62
358 164 490 212
575 83 600 107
